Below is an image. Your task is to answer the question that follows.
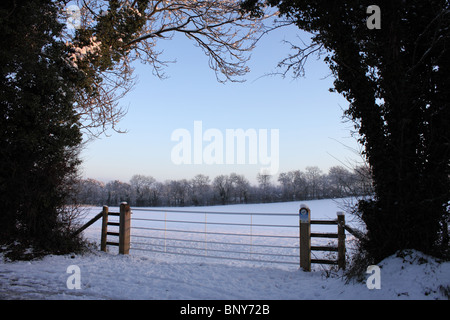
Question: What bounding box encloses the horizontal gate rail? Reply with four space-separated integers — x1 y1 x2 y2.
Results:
310 232 339 238
107 222 120 226
132 217 297 228
131 207 298 216
310 220 338 225
132 242 298 258
132 226 298 239
311 245 339 252
130 247 300 266
131 234 299 249
311 259 338 265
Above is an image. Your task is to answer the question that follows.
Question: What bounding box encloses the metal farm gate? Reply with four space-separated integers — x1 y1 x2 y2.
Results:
76 203 354 270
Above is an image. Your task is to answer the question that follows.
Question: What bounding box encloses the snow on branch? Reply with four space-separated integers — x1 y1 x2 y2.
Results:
61 0 273 137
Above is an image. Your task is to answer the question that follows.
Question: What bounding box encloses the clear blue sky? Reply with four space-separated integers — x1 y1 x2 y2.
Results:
80 24 362 184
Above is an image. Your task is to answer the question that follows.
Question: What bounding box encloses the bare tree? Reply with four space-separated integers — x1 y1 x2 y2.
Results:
278 171 294 201
62 0 272 137
130 174 156 206
327 166 352 198
230 173 250 204
77 178 107 205
278 170 305 201
191 174 211 206
305 166 323 199
213 175 233 205
165 179 191 206
257 172 273 202
105 180 131 205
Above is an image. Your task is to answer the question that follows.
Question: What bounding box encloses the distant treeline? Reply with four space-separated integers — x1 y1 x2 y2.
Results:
74 165 373 207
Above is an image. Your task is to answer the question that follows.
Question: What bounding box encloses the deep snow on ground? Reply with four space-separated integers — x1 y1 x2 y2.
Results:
0 248 448 300
0 199 449 300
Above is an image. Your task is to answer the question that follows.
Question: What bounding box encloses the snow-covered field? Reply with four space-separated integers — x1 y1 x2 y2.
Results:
1 199 449 300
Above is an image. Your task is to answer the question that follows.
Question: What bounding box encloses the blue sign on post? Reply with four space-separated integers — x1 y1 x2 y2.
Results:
299 204 310 223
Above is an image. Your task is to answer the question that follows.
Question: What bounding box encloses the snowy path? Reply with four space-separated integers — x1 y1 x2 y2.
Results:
1 199 449 300
1 244 449 300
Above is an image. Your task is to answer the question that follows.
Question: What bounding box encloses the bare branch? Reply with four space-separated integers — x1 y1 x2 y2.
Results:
275 38 324 79
61 0 273 137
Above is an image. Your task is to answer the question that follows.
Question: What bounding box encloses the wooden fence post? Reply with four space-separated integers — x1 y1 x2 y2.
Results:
101 206 108 252
119 202 131 255
299 204 311 271
337 212 346 270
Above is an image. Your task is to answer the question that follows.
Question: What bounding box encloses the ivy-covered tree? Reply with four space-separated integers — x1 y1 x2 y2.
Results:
0 0 84 255
242 0 450 261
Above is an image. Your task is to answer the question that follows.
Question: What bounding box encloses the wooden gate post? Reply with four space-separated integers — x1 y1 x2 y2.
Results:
299 204 311 271
337 212 346 270
100 205 109 252
119 202 131 255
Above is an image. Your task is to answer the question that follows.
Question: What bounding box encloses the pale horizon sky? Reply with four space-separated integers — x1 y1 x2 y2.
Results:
80 24 363 185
